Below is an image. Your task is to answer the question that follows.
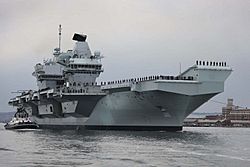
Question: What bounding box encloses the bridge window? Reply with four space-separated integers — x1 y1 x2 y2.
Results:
50 106 53 113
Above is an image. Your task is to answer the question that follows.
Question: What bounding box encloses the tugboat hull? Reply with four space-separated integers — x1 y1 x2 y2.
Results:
4 123 39 130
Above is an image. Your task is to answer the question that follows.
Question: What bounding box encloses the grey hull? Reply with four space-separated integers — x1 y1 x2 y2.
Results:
37 124 182 131
33 90 217 131
86 90 216 128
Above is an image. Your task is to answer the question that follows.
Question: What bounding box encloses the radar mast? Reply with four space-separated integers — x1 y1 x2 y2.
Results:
53 24 62 56
58 24 62 52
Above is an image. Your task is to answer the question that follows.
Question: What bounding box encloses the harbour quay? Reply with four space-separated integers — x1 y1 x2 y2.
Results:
184 98 250 127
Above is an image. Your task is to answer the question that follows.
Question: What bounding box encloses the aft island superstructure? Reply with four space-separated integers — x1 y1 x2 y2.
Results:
8 26 232 131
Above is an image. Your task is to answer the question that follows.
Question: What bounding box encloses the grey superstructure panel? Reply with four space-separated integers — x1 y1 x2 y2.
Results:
62 95 105 117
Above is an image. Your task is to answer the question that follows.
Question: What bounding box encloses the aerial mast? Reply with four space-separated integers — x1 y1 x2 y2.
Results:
58 24 62 52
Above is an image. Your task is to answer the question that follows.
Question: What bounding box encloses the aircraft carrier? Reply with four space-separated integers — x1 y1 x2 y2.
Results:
8 25 232 131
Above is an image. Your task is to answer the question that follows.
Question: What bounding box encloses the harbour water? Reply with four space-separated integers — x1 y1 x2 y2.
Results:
0 123 249 167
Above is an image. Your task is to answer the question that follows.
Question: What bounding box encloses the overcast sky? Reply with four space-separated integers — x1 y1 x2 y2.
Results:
0 0 250 113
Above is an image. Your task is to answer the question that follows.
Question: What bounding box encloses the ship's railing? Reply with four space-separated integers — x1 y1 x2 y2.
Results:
56 85 103 94
37 74 63 81
196 60 227 67
100 75 194 86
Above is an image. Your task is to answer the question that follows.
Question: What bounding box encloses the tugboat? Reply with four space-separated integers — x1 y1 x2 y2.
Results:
4 107 39 130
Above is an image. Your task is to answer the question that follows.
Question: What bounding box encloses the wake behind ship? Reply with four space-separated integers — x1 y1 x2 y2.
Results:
8 26 232 131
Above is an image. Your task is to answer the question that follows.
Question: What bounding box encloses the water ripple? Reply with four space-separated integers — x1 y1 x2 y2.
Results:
0 124 250 167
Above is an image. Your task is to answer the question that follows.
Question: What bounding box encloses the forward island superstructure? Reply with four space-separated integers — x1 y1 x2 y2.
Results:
8 26 232 131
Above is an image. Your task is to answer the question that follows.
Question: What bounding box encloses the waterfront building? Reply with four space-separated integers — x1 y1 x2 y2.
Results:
222 99 250 120
184 99 250 127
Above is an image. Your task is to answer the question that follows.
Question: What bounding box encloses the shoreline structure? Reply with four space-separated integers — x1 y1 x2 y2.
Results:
184 98 250 127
